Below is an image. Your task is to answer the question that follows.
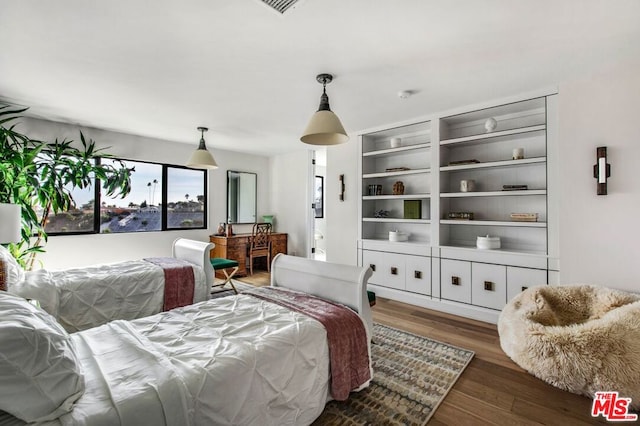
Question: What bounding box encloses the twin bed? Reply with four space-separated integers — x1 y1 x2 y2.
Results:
4 238 215 331
0 251 374 426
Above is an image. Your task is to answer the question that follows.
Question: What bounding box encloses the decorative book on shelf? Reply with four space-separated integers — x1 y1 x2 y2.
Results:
385 167 411 172
448 159 480 166
448 212 474 220
404 200 422 219
510 213 538 222
502 184 528 191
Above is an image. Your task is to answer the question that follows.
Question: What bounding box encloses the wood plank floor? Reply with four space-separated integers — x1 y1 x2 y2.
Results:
238 272 614 425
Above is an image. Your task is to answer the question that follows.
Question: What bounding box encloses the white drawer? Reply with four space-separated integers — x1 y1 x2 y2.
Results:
506 267 548 302
471 263 507 310
440 259 471 303
362 250 405 290
405 254 431 296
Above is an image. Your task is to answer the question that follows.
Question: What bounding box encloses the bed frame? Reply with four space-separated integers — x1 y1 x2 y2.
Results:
171 237 215 286
270 253 373 339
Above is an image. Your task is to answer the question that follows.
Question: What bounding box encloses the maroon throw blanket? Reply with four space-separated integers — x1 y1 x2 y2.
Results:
244 287 371 401
144 257 195 311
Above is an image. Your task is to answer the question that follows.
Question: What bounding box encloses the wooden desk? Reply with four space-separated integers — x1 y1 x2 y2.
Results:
209 233 288 277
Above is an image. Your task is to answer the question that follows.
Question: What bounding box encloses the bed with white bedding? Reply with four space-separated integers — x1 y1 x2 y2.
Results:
2 238 214 331
0 254 373 426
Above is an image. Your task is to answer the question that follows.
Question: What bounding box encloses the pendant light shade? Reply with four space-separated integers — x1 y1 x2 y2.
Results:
301 74 349 146
187 127 218 169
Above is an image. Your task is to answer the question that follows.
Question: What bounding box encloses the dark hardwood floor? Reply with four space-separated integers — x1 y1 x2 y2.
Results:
237 272 616 425
373 298 611 425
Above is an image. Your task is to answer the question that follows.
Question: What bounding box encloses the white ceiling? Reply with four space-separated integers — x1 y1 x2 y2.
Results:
1 0 639 156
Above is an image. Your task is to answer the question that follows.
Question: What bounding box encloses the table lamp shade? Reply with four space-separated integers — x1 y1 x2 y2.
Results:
0 203 21 244
0 203 21 292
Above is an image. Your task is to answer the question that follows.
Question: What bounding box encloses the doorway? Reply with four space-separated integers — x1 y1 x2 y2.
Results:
312 148 327 261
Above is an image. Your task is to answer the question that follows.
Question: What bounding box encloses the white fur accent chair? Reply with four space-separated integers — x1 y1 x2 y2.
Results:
498 285 640 409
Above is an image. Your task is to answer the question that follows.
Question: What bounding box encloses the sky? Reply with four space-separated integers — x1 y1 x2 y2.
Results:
69 160 205 208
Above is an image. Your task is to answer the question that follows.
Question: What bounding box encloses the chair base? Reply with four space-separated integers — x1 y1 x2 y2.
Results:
210 258 240 295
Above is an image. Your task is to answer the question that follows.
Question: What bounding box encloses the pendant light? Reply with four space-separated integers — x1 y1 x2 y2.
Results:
300 73 349 145
187 127 218 169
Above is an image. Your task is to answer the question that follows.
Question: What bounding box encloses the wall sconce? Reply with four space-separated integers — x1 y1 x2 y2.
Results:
593 146 611 195
339 174 345 201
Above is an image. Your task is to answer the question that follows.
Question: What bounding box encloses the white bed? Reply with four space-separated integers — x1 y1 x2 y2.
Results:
3 238 214 331
0 254 373 426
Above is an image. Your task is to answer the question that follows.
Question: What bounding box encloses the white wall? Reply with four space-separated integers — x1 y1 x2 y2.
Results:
16 117 271 269
557 59 640 292
325 139 359 265
269 149 313 257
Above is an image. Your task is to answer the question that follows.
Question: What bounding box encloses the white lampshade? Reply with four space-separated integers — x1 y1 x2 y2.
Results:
187 148 218 169
301 110 349 145
0 203 21 244
186 127 219 170
301 73 349 146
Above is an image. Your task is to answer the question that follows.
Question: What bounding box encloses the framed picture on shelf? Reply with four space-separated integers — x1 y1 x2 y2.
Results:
314 176 324 218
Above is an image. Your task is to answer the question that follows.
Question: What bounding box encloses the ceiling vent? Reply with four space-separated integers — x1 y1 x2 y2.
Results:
258 0 304 15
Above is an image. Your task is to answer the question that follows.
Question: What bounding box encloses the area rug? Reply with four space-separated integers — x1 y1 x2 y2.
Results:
313 323 475 426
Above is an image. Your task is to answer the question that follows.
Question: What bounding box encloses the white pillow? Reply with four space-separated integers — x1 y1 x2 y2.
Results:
0 244 24 287
0 292 85 422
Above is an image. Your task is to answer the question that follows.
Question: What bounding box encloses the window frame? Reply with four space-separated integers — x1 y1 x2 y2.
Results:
44 157 208 236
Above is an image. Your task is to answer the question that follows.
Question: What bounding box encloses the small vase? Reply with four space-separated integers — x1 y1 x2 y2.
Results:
484 117 497 133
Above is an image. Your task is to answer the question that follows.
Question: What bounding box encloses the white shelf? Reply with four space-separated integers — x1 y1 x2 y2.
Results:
440 124 546 146
440 219 546 228
438 244 548 257
362 143 430 157
362 168 431 179
440 157 545 172
440 190 546 198
363 218 431 224
363 193 431 200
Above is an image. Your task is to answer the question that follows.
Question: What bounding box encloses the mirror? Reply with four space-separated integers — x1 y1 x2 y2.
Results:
227 170 257 224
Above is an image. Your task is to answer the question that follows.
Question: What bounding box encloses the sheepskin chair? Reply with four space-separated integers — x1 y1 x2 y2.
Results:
498 285 640 409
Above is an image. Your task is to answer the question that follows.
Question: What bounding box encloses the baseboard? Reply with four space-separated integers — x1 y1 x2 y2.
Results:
367 284 501 324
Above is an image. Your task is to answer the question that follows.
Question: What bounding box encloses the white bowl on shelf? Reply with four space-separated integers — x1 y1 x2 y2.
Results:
476 235 500 249
389 231 408 242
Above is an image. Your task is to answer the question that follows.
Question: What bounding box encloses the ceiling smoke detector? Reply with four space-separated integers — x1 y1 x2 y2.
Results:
258 0 305 15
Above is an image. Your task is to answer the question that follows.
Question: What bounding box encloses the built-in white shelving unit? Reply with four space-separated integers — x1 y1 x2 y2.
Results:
358 92 558 323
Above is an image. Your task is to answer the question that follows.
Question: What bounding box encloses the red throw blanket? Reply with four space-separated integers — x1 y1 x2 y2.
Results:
244 287 371 401
144 257 195 311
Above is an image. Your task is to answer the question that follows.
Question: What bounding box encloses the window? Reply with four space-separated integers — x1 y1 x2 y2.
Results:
101 160 163 233
167 167 206 229
45 158 207 236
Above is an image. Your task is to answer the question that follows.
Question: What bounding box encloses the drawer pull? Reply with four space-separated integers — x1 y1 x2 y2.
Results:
521 286 528 292
414 270 422 279
369 264 376 272
484 281 494 291
451 276 460 286
390 267 398 275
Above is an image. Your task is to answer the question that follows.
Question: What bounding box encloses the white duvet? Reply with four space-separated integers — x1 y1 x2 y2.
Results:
13 260 207 332
1 295 332 426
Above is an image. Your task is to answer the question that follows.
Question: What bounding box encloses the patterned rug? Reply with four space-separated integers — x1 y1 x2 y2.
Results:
313 323 475 425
